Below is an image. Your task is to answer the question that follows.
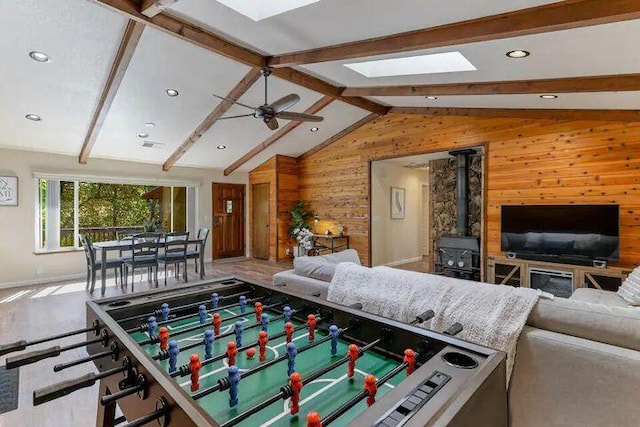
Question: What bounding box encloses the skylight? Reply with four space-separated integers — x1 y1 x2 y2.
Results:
344 52 476 78
216 0 321 21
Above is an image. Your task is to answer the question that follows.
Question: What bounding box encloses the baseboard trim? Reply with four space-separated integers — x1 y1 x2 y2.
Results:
384 256 423 267
0 272 86 290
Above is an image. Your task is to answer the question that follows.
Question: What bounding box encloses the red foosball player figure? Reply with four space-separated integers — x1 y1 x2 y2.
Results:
158 327 170 351
258 330 269 362
347 344 359 378
307 410 322 427
189 354 201 392
307 314 317 342
285 322 294 343
255 302 263 322
227 341 238 366
364 374 377 406
289 372 303 415
404 349 416 375
212 313 221 336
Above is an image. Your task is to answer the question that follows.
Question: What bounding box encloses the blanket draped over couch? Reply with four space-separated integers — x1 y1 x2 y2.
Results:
327 263 540 382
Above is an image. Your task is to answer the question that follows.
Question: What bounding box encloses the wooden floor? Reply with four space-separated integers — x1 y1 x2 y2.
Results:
0 258 291 427
394 255 434 274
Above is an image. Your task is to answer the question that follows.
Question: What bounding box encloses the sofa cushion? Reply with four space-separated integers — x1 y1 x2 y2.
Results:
570 288 629 308
527 296 640 352
273 270 330 299
293 249 360 282
617 266 640 305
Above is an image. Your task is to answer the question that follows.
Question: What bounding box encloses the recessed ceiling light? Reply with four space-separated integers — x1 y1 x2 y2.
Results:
425 96 438 100
539 94 558 99
215 0 321 21
25 114 41 121
29 51 50 63
506 50 530 59
216 145 227 150
137 132 149 138
145 122 156 128
344 52 476 78
310 127 319 132
165 89 179 97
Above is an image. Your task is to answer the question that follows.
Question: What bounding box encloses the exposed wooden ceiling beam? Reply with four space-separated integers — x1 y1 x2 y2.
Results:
79 20 144 164
140 0 180 18
224 96 334 175
389 107 640 122
268 0 640 67
89 0 387 115
342 74 640 97
298 113 380 159
162 67 262 171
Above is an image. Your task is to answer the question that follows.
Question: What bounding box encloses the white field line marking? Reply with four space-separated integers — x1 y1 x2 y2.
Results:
175 318 248 343
179 356 251 387
269 332 309 350
261 375 348 427
354 368 394 389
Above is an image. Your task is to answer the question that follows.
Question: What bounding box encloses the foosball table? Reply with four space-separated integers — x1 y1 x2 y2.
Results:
1 277 507 427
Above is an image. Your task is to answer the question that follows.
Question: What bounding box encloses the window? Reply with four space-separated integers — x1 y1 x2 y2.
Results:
36 178 194 251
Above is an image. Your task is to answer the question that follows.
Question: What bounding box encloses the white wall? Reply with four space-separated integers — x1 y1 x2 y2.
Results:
371 162 429 266
0 148 249 288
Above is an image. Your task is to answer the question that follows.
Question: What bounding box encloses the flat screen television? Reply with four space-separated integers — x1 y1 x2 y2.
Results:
501 204 619 264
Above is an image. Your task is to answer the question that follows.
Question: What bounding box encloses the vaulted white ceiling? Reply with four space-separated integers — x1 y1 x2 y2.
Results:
1 0 640 172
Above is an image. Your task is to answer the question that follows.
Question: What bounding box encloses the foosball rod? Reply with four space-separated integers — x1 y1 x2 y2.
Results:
120 397 169 427
322 358 412 426
137 299 287 346
33 357 132 406
0 320 101 357
192 320 346 400
155 306 303 361
170 319 316 378
219 329 391 427
54 342 120 372
118 290 251 324
127 295 266 333
6 330 109 369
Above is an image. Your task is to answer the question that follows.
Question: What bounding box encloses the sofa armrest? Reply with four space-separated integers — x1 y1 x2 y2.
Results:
273 270 330 299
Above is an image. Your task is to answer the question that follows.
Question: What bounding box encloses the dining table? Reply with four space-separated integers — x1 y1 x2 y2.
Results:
92 238 205 295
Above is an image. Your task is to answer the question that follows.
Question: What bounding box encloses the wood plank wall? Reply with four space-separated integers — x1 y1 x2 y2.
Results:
248 155 299 261
298 113 640 267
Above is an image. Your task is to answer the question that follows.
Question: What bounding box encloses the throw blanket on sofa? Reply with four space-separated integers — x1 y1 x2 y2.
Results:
328 263 540 383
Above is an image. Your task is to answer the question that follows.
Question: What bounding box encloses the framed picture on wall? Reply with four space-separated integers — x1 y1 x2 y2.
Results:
390 186 405 219
0 176 18 206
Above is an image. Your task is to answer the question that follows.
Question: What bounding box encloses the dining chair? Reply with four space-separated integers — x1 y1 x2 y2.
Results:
187 227 209 276
123 232 160 290
159 231 190 286
81 234 123 293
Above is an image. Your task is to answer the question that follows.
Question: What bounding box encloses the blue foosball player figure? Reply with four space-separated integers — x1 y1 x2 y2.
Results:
228 365 240 407
198 305 207 324
160 303 170 322
261 313 269 333
147 316 158 339
286 342 297 376
211 292 219 309
168 340 180 373
204 329 215 359
234 321 244 347
239 295 247 313
283 306 292 322
329 325 339 356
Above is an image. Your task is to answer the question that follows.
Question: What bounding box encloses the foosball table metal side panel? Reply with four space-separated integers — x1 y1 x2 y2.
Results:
85 277 508 427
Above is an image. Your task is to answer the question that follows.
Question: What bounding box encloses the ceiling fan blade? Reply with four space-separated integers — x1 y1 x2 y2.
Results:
218 113 256 120
268 94 300 113
212 93 255 110
276 111 324 122
265 117 279 130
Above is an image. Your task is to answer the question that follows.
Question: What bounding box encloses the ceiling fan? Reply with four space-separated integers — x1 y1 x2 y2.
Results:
215 68 324 131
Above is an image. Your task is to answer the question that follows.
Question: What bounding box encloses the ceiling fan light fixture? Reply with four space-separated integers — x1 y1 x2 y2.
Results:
506 50 530 58
145 122 156 128
310 127 319 132
165 89 179 97
25 114 41 121
539 94 558 99
137 132 149 138
217 145 227 150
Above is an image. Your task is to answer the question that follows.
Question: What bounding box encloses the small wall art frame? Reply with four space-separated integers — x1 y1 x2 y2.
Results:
0 176 18 206
390 186 405 219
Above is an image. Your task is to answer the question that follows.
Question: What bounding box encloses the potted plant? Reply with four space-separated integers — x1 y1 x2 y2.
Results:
289 201 312 256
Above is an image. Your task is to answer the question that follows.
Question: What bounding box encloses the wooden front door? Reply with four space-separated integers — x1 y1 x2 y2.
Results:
252 183 270 260
212 183 245 259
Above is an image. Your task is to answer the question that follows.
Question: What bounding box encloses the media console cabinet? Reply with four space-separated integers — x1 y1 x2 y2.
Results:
487 256 632 297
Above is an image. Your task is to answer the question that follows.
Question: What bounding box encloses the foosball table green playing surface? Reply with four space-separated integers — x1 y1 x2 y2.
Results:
1 277 509 427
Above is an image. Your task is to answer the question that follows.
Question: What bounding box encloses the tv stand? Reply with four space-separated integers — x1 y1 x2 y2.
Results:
487 256 631 295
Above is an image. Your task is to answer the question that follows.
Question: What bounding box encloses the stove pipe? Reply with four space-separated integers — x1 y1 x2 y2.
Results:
448 149 476 237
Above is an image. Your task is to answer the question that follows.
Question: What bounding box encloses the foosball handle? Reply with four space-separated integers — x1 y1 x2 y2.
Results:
0 340 27 356
349 302 363 310
6 346 61 369
414 309 435 324
443 322 463 336
33 373 97 406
